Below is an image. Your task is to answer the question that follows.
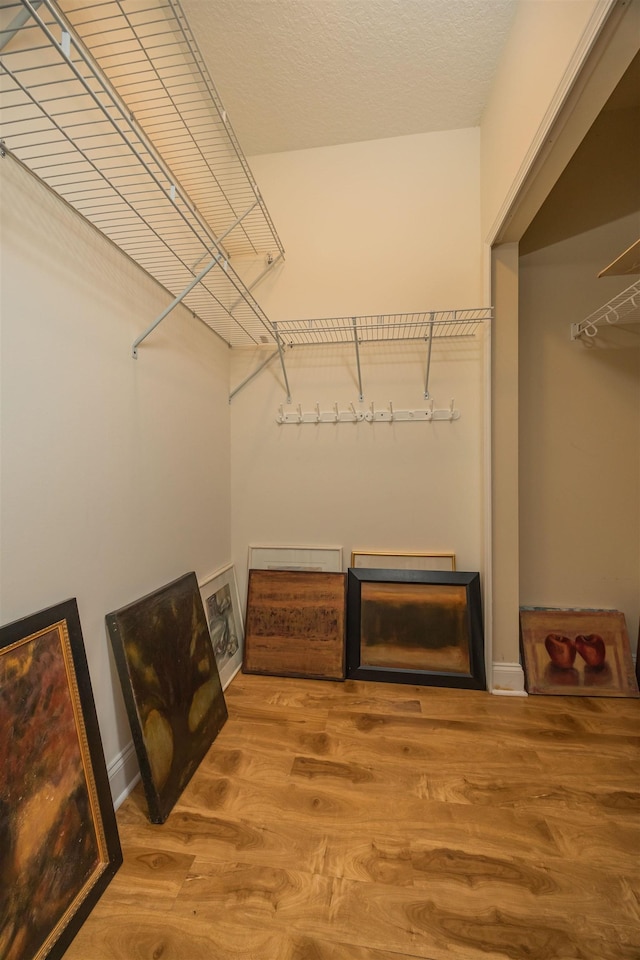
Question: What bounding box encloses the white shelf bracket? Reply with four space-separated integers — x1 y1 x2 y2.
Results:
131 201 258 358
352 318 364 400
424 313 435 399
272 323 292 403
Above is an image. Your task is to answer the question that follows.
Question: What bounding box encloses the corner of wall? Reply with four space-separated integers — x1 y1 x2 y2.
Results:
491 661 527 697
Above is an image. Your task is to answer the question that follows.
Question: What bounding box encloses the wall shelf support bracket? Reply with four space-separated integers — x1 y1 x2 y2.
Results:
272 323 292 402
424 314 435 399
132 253 224 358
131 201 258 358
229 349 279 402
352 318 364 400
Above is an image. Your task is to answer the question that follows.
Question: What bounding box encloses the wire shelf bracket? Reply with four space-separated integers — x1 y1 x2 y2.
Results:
571 279 640 340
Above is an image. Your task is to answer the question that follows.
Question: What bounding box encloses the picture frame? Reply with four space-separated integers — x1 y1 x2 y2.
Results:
0 599 122 960
520 607 639 697
199 563 244 690
106 572 227 824
248 544 343 573
244 569 347 680
350 550 456 572
346 569 485 689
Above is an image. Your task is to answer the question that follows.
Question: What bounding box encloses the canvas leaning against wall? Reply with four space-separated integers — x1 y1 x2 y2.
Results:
106 572 227 824
0 599 122 960
520 607 639 697
244 569 347 680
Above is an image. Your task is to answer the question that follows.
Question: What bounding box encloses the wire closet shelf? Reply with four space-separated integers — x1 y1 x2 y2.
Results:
1 0 492 358
273 308 491 347
0 0 284 348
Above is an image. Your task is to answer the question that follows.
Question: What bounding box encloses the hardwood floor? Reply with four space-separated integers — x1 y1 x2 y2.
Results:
66 674 640 960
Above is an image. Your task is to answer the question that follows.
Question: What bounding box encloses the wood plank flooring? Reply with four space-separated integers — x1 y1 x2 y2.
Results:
66 674 640 960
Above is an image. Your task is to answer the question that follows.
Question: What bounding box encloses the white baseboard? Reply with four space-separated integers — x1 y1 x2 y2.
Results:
491 662 527 696
107 739 140 811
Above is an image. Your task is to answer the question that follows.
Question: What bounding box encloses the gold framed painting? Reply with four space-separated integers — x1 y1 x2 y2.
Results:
0 599 122 960
350 550 456 572
520 607 639 697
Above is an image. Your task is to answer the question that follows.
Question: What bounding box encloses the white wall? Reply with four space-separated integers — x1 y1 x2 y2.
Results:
231 129 486 609
481 0 610 241
243 128 482 317
0 158 232 800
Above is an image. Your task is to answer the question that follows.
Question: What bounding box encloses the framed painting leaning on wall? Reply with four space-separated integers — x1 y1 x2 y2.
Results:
0 599 122 960
199 563 244 690
347 569 485 689
351 550 456 571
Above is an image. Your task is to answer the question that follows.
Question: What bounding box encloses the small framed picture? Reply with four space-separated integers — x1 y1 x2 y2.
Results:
0 599 122 960
248 544 343 572
351 550 456 572
199 563 244 690
520 607 639 697
346 569 485 689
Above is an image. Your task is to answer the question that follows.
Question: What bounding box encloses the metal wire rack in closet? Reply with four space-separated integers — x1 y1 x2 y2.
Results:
1 0 492 376
0 0 283 349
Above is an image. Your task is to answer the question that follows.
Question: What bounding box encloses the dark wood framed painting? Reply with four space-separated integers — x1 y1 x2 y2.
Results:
520 607 639 697
0 599 122 960
243 569 347 680
106 572 227 824
346 569 486 689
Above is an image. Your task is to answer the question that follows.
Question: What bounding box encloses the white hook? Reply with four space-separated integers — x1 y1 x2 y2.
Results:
449 399 455 420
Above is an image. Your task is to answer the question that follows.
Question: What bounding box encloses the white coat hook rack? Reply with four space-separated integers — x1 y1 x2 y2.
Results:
276 399 459 424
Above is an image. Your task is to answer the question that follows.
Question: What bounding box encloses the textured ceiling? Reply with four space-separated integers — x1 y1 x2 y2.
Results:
179 0 518 156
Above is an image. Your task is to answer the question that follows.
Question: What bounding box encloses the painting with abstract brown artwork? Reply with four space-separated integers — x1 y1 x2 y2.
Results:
346 569 485 689
0 599 122 960
106 572 227 823
243 569 346 680
520 607 639 697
